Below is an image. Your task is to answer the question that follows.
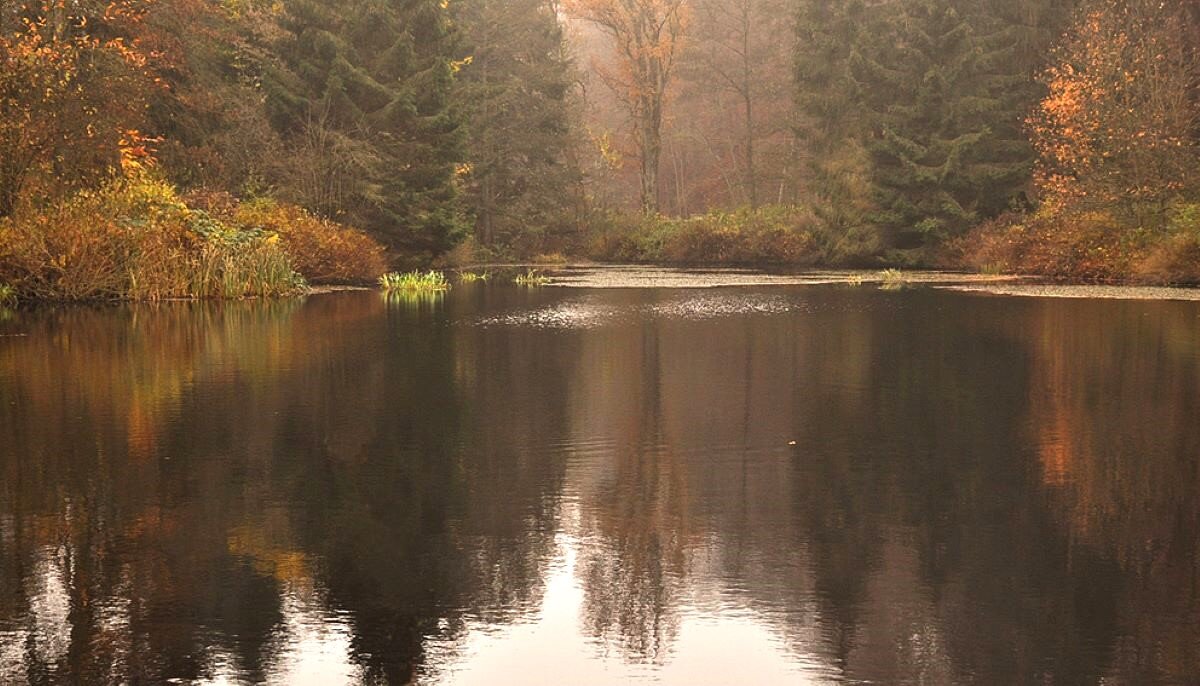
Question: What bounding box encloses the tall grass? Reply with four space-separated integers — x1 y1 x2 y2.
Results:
0 176 308 301
379 270 451 292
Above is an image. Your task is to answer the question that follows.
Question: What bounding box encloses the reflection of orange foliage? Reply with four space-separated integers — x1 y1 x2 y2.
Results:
1037 408 1073 488
0 294 384 474
227 524 312 587
126 399 159 462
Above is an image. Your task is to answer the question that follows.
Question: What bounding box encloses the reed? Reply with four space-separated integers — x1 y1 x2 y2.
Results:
879 268 907 289
379 270 451 292
458 271 490 283
514 269 551 286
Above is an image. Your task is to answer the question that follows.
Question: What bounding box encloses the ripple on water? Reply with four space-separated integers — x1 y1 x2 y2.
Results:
642 293 798 320
472 292 802 329
474 299 624 329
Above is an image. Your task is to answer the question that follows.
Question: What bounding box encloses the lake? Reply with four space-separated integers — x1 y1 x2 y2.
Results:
1 269 1199 684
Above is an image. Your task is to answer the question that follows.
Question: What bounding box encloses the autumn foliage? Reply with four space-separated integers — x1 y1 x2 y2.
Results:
0 176 305 300
0 1 156 217
1027 0 1199 220
960 0 1200 283
232 200 388 284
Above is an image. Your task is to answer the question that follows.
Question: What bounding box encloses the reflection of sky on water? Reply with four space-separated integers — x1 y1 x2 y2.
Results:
422 505 839 685
198 584 362 685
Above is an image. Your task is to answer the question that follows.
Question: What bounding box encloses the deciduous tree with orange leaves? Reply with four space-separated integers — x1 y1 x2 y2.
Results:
0 0 155 217
1028 0 1200 226
569 0 688 213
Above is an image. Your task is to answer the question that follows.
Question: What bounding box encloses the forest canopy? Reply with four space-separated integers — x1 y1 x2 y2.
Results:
1 0 1199 299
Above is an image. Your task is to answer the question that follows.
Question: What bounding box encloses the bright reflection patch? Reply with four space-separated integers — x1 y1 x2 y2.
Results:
420 516 838 685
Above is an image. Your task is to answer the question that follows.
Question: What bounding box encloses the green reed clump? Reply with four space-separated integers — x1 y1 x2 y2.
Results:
379 270 451 292
0 284 15 308
514 269 551 286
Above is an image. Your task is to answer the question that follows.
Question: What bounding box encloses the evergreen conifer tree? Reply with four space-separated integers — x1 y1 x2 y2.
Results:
849 0 1006 251
266 0 464 260
793 0 878 261
967 0 1076 215
454 0 579 253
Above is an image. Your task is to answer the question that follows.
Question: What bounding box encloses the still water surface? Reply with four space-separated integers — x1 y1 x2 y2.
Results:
1 275 1199 684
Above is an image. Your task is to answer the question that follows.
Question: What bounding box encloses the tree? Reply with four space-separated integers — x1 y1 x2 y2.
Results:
850 0 1017 250
968 0 1076 215
793 0 877 260
569 0 688 213
1028 0 1200 225
138 0 287 193
454 0 580 252
0 1 153 217
671 0 794 211
265 0 465 260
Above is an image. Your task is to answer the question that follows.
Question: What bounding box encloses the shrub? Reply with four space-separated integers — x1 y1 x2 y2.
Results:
1134 204 1200 284
0 283 15 308
234 199 387 284
0 176 306 300
959 209 1148 282
586 206 824 265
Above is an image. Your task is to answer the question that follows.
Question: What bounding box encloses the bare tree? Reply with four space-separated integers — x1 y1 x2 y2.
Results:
569 0 688 213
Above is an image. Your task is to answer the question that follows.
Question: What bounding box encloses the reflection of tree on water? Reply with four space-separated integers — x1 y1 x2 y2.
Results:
2 288 1200 683
0 292 569 683
554 290 1200 682
1018 300 1200 682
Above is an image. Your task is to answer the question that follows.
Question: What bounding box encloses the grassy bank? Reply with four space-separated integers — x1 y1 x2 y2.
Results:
574 204 1200 286
584 206 862 267
954 203 1200 285
0 177 388 302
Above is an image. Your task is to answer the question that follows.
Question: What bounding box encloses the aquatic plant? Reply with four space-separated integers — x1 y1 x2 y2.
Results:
458 270 490 283
379 270 451 292
879 268 907 289
514 269 551 286
0 283 15 308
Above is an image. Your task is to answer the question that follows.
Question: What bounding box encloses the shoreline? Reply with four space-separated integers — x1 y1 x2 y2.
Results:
4 265 1200 307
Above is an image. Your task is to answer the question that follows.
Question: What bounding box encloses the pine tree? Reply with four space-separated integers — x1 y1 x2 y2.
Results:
265 0 465 260
967 0 1076 215
454 0 579 254
849 0 1013 251
793 0 878 261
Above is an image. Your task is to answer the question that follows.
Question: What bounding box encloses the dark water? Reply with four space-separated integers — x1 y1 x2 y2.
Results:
1 280 1199 684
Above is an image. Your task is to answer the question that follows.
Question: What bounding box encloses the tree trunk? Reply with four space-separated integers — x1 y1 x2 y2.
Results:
640 96 662 214
741 4 757 209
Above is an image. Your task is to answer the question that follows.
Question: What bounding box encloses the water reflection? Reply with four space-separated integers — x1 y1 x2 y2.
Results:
0 286 1198 683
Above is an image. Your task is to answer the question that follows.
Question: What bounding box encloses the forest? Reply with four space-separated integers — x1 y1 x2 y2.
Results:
1 0 1199 300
